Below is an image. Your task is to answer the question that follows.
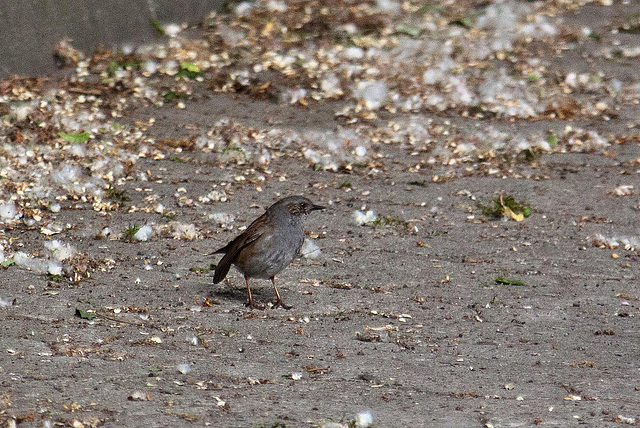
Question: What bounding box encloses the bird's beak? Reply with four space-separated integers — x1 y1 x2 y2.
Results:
312 204 326 211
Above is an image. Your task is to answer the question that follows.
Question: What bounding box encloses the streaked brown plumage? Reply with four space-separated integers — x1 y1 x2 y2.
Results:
213 196 324 309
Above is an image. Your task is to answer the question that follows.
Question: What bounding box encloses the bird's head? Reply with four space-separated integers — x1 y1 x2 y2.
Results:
272 196 325 217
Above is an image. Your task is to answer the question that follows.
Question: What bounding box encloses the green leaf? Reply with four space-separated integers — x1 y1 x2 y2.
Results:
396 24 421 37
546 133 557 147
121 60 142 69
176 62 203 79
75 308 97 320
493 277 527 286
1 259 15 267
123 223 141 243
449 18 474 29
418 2 446 13
59 131 90 143
160 212 176 220
163 91 179 100
180 62 200 73
107 61 120 77
149 18 166 36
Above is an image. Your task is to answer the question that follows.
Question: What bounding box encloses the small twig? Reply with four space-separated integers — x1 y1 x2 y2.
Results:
67 87 106 96
306 366 330 373
95 311 165 330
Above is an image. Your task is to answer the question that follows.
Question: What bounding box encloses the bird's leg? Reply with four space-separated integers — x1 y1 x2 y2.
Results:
271 277 292 310
244 276 256 308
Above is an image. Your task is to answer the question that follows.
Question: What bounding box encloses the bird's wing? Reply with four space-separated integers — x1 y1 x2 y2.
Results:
212 216 266 283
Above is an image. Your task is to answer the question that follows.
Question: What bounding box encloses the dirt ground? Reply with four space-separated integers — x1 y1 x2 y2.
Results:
1 1 640 427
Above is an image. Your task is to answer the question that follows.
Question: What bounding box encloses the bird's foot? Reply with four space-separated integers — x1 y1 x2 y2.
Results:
244 300 265 310
273 299 292 310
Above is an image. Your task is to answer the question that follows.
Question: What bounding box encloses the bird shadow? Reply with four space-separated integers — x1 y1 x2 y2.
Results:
210 279 274 305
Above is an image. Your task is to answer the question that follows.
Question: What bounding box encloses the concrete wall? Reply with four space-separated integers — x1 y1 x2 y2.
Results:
0 0 224 78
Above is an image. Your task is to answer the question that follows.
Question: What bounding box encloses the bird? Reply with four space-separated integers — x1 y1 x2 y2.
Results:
212 195 325 309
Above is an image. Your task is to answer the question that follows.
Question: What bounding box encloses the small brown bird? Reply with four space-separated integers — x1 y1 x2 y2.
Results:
213 196 325 309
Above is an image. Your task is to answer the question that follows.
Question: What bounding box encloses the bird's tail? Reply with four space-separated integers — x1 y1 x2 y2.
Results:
213 251 233 284
203 244 230 257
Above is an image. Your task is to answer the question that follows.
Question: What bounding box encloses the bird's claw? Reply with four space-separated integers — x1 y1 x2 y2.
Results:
243 298 291 310
245 300 265 310
273 299 292 310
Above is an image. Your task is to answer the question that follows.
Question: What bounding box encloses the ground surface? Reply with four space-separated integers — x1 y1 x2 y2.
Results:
1 1 639 427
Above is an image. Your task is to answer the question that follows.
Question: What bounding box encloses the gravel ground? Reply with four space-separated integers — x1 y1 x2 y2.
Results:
1 1 639 427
